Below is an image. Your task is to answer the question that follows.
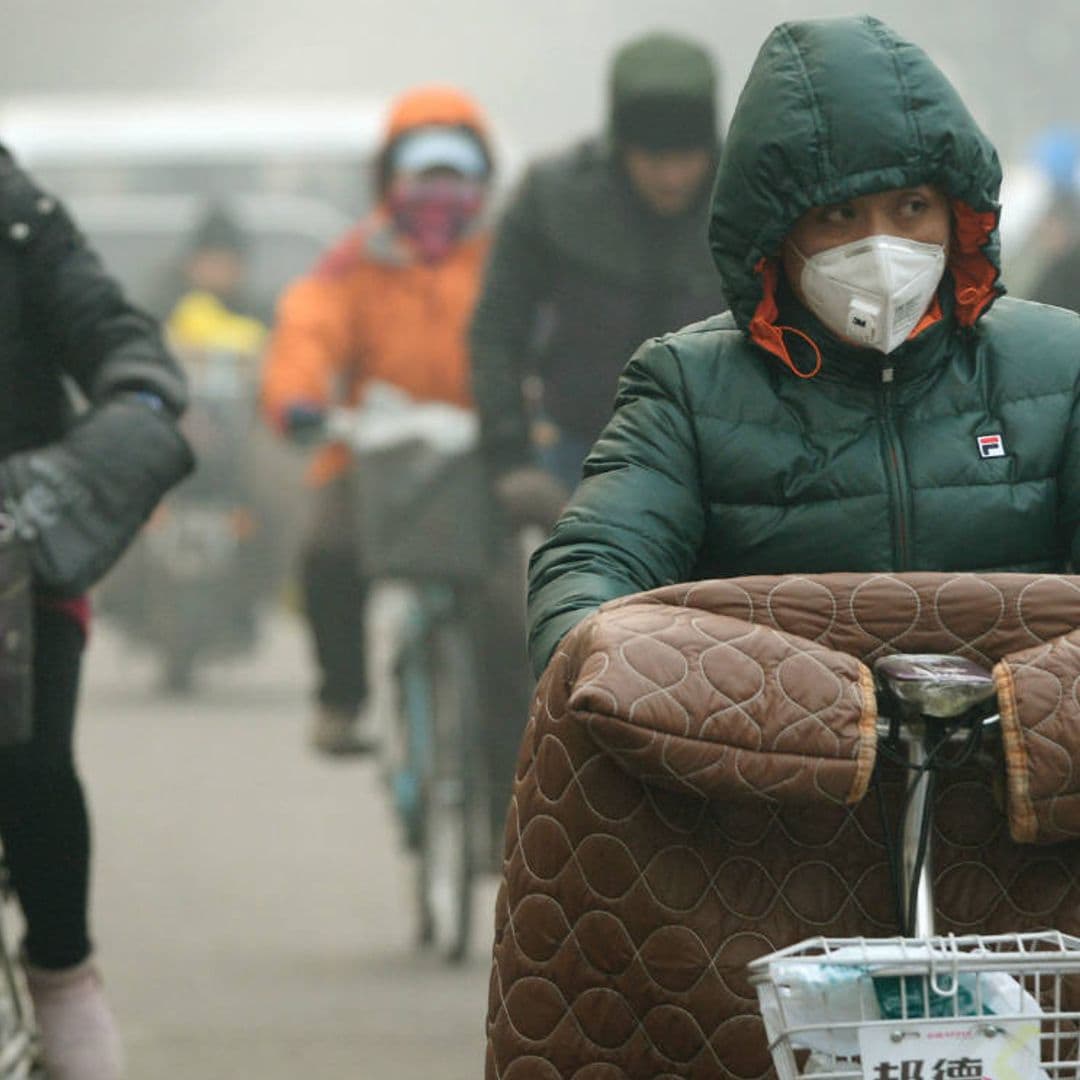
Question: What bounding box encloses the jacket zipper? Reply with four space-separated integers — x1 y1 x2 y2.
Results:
879 365 912 569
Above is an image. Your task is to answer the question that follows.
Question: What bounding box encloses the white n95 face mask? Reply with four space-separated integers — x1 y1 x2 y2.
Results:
795 235 947 354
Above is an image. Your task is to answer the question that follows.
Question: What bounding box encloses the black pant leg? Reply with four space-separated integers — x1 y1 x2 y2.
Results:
300 547 369 712
0 605 91 969
300 475 368 714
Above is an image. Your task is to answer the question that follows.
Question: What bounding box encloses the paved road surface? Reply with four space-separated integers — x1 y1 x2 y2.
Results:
79 612 496 1078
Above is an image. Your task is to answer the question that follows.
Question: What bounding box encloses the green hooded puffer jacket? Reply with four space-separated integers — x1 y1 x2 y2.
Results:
527 14 1080 676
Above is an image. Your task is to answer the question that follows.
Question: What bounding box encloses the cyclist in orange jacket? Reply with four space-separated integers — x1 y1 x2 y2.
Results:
262 85 494 754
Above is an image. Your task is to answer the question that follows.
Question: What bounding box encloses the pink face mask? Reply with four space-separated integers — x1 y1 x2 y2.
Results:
387 177 485 263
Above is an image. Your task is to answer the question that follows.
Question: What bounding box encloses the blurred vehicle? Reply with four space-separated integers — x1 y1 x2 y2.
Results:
53 191 353 323
0 95 384 218
0 95 378 324
0 97 385 637
84 192 356 603
101 346 267 692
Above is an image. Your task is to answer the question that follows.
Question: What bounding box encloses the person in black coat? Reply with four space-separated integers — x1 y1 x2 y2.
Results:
469 32 725 521
0 145 188 1080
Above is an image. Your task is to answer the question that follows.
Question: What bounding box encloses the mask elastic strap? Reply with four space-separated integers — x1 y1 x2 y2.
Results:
749 258 823 379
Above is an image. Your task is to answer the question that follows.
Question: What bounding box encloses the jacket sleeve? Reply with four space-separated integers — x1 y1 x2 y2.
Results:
261 274 354 428
527 337 705 676
1061 338 1080 569
468 166 553 475
6 154 188 414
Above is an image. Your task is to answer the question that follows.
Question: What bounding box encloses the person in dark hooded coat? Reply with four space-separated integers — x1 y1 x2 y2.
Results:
527 15 1080 676
469 31 725 520
488 18 1080 1076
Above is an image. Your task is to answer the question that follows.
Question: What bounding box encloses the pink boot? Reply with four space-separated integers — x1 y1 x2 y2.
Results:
25 958 124 1080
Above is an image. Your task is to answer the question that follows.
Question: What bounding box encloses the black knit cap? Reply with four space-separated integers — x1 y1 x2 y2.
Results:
609 32 719 151
189 203 249 255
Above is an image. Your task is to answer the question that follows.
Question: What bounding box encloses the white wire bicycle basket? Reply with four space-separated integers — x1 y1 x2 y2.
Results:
750 930 1080 1079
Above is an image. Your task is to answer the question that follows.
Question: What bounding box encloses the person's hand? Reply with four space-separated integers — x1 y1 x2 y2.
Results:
495 466 569 528
280 402 326 446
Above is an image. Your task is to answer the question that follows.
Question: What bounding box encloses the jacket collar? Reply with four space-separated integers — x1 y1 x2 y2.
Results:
773 274 958 389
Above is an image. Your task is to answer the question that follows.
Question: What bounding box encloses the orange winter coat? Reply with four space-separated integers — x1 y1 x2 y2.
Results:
261 85 492 486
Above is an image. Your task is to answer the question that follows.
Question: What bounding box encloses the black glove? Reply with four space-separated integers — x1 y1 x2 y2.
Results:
0 395 195 595
281 402 327 446
494 466 569 529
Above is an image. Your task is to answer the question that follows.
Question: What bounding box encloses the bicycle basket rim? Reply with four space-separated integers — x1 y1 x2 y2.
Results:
747 930 1080 981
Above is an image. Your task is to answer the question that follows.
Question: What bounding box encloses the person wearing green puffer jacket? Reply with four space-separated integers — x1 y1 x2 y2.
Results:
528 14 1080 679
470 31 724 522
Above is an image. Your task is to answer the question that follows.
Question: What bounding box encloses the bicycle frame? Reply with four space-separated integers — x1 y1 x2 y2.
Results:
0 866 37 1078
330 392 489 964
383 578 483 962
392 583 455 845
875 654 999 938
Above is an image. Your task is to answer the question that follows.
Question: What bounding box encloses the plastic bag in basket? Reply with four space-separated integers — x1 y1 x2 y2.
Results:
762 942 1044 1059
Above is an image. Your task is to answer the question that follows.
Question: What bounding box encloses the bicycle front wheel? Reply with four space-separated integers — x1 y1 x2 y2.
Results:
417 616 478 964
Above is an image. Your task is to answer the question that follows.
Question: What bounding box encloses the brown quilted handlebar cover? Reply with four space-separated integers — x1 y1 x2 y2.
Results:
487 574 1080 1079
567 601 878 809
996 629 1080 845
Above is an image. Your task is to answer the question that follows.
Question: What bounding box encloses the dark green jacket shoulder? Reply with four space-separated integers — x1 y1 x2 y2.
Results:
527 297 1080 674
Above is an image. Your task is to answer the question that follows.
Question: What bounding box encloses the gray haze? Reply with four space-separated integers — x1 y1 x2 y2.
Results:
2 5 1076 1075
3 0 1078 164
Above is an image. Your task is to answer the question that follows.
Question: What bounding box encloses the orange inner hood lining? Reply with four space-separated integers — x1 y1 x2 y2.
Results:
748 199 1000 378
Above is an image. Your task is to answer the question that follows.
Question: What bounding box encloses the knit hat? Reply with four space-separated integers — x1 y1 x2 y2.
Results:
609 32 719 151
189 204 248 255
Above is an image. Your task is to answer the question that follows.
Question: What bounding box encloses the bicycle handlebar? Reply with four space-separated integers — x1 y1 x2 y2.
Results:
871 653 1002 941
324 382 479 456
873 711 1001 742
874 653 996 719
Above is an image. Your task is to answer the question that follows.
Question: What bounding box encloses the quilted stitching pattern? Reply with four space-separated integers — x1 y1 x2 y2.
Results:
996 628 1080 844
487 574 1080 1079
569 606 877 808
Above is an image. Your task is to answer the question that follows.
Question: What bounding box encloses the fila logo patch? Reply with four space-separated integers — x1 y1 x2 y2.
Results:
977 433 1006 459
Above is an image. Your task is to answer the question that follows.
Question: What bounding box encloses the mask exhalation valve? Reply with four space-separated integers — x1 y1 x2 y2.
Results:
845 298 880 344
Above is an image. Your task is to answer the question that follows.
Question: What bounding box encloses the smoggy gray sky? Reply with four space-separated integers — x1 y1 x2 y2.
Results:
3 0 1076 164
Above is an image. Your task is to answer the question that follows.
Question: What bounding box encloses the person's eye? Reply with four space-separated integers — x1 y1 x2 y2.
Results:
899 194 930 217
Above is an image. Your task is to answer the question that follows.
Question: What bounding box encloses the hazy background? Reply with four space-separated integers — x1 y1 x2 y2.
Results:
3 0 1077 167
2 4 1077 1076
